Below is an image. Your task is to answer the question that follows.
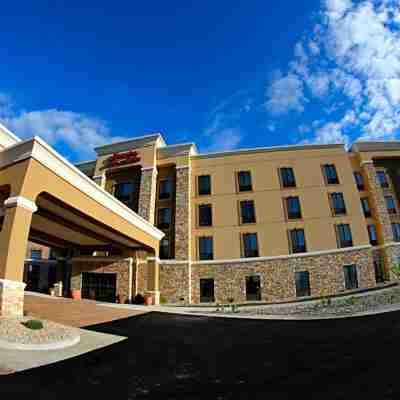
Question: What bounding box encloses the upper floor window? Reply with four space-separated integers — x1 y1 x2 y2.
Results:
198 175 211 196
376 171 389 188
30 249 42 260
323 164 339 185
113 181 135 205
354 172 365 191
285 196 302 219
237 171 252 192
361 197 372 218
158 179 172 200
336 224 353 248
385 196 397 214
280 167 296 188
289 228 306 254
240 200 256 224
367 224 378 246
199 236 213 260
330 193 347 215
242 233 259 258
198 204 212 227
159 236 170 259
157 208 171 229
392 223 400 242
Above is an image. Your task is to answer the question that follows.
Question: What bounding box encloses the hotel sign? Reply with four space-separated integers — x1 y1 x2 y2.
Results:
101 150 141 170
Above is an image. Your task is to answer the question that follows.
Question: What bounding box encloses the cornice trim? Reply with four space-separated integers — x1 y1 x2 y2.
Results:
4 196 38 213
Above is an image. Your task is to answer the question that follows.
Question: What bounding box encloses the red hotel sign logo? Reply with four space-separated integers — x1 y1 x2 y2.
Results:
101 150 141 170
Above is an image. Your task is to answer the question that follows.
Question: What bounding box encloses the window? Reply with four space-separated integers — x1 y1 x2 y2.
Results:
240 200 256 224
289 229 307 254
200 278 215 303
343 265 358 290
286 196 302 219
113 181 134 205
367 225 378 246
361 198 372 218
157 208 171 229
280 167 296 188
199 237 213 260
323 164 339 185
295 271 311 297
392 223 400 242
246 276 261 301
330 193 346 215
376 171 389 188
198 175 211 196
354 172 365 191
159 179 172 200
242 233 259 258
385 196 397 214
159 236 170 259
198 204 212 226
30 250 42 260
336 224 353 248
374 258 385 283
237 171 252 192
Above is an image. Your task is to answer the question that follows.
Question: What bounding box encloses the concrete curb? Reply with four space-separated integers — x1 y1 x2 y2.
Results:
0 334 80 351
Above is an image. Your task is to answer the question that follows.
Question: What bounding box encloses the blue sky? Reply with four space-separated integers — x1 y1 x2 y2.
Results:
1 0 400 161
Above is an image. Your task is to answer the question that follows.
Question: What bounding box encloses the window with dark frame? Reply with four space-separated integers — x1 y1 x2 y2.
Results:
361 197 372 218
245 275 261 301
237 171 252 192
385 196 397 214
374 258 385 283
330 192 346 215
240 200 256 224
289 229 307 253
159 236 170 259
336 224 353 248
376 171 389 188
158 179 172 200
200 278 215 303
157 208 171 229
198 175 211 196
286 196 302 219
199 236 213 260
280 167 296 188
392 223 400 242
30 250 42 260
323 164 339 185
354 171 365 190
367 224 378 246
198 204 212 227
295 271 311 297
242 233 259 258
343 265 358 290
113 181 135 205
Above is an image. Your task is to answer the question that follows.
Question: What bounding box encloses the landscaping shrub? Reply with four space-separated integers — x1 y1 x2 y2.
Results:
22 319 44 330
133 293 145 304
159 295 168 304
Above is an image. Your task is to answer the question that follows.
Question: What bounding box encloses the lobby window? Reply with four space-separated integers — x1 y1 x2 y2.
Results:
385 196 397 214
198 204 212 227
374 258 385 283
343 265 358 290
157 208 171 229
200 278 215 303
198 175 211 196
376 171 389 188
392 223 400 242
367 224 378 246
237 171 252 192
113 181 134 205
242 233 259 258
285 196 302 219
289 229 306 254
323 164 339 185
336 224 353 248
159 236 170 259
246 275 261 301
330 192 347 215
295 271 311 297
198 237 213 260
240 200 256 224
354 172 365 191
30 249 42 260
280 167 296 188
158 179 172 200
361 198 372 218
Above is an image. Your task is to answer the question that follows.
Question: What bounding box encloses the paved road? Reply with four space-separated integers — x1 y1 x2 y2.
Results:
0 311 399 399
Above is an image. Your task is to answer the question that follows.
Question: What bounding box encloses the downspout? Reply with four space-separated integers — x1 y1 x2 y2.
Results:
128 257 133 303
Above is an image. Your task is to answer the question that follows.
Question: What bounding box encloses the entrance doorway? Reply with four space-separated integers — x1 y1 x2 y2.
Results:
82 272 117 303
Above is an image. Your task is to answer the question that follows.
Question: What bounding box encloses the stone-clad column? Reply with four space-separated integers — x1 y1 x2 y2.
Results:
362 161 394 243
138 167 157 224
175 165 191 260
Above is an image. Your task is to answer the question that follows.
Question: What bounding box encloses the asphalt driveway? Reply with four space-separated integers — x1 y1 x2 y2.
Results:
0 311 399 399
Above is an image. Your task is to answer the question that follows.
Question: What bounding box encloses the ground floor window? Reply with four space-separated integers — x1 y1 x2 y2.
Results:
295 271 310 297
343 265 358 290
246 275 261 301
82 272 117 303
374 259 385 284
200 278 215 303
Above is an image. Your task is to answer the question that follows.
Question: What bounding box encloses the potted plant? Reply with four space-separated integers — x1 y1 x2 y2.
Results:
144 294 153 306
71 289 81 300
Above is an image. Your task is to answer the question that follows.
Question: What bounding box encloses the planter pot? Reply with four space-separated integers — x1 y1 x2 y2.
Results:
144 295 153 306
71 289 81 300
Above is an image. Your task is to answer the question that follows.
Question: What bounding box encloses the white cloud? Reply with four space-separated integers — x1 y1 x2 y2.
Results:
204 128 243 152
305 121 350 146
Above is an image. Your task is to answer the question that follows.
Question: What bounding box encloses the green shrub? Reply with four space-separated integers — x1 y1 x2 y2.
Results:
159 295 168 304
22 319 44 330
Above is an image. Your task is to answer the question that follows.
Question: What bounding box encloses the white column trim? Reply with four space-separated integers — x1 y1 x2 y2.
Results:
4 196 38 213
0 278 26 289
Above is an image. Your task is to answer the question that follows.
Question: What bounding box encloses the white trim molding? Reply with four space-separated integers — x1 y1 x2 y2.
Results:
361 160 374 166
0 278 27 290
175 165 189 170
141 166 157 172
4 196 38 213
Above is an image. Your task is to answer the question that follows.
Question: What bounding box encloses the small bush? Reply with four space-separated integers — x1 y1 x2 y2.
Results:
159 295 168 304
22 319 44 330
133 293 145 305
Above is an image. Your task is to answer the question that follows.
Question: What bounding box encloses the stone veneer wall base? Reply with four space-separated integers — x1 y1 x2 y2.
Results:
0 279 26 318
